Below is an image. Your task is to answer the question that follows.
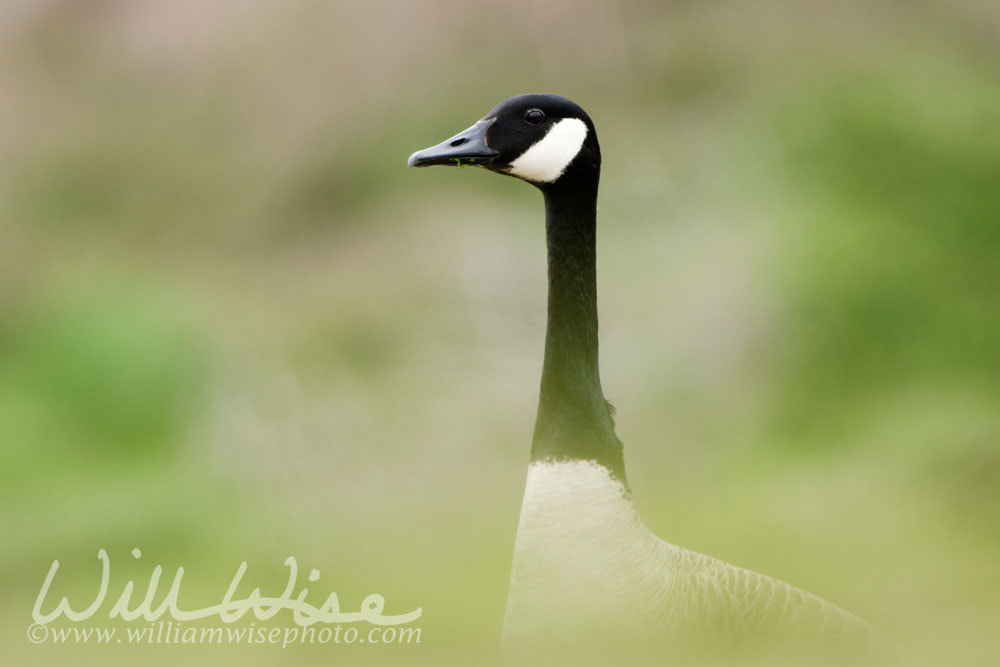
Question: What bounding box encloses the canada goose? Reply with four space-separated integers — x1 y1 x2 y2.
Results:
408 94 885 653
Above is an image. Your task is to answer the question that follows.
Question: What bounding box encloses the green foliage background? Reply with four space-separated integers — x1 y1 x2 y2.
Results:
1 1 997 664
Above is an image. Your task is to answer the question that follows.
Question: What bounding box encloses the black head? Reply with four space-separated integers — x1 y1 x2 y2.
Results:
408 94 600 189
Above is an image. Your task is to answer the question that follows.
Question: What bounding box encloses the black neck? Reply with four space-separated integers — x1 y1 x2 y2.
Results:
530 179 624 481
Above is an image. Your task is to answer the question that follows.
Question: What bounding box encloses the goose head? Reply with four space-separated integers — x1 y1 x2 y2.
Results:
407 93 601 189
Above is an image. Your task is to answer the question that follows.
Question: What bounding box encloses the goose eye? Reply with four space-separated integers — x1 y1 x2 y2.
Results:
524 109 545 125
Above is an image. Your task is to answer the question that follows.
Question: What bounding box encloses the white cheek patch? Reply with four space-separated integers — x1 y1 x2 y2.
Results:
507 118 588 183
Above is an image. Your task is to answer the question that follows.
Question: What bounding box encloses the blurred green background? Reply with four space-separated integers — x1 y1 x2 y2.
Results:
1 0 998 664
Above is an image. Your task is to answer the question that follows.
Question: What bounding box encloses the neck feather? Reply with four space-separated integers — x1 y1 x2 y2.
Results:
530 179 624 480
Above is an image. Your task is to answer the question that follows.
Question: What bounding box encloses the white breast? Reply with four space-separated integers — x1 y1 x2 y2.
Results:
502 460 883 650
507 118 589 183
502 460 675 642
